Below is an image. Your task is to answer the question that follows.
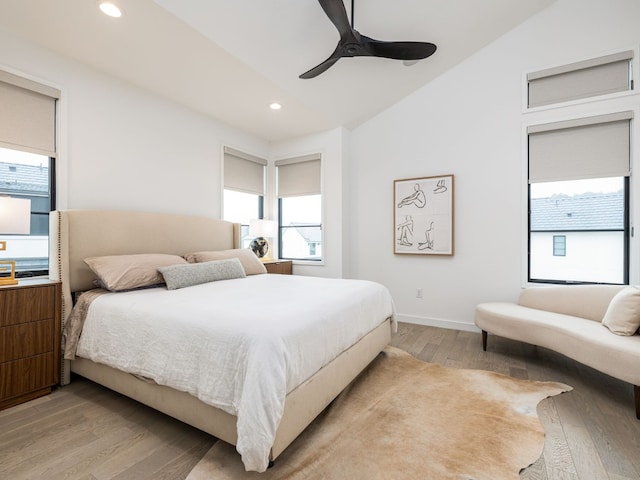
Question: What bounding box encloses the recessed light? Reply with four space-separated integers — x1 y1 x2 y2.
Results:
269 102 282 110
99 2 122 18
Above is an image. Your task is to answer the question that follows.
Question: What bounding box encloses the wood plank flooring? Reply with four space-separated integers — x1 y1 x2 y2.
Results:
1 323 638 479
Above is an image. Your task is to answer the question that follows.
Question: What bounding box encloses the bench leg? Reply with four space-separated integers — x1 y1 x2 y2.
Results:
635 385 639 420
481 330 488 351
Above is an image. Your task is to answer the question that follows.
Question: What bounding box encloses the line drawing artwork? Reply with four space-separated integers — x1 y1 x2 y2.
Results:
418 221 435 250
397 183 426 208
396 215 414 246
394 174 454 256
433 178 447 194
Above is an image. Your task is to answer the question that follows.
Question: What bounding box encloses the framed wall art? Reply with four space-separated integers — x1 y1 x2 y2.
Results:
394 174 454 255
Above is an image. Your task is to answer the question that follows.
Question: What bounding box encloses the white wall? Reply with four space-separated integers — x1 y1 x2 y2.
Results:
347 0 640 330
0 28 268 219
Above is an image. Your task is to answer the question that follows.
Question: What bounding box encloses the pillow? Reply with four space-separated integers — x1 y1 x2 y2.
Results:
84 254 187 292
159 258 246 290
602 286 640 335
184 248 267 275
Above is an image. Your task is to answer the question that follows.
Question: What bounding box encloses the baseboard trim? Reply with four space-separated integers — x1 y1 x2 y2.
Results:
396 314 481 333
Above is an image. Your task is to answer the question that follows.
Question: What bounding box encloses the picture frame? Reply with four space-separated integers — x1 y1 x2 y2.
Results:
394 174 454 255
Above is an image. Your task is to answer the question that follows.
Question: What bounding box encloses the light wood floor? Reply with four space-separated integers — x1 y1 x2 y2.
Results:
1 323 639 479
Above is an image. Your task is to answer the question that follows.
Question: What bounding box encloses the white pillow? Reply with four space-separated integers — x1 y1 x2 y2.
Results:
602 286 640 335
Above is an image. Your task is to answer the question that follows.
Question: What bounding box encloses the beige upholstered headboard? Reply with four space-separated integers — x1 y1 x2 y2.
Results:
50 209 241 384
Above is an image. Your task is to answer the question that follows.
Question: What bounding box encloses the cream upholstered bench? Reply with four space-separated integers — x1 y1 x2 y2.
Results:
475 285 640 419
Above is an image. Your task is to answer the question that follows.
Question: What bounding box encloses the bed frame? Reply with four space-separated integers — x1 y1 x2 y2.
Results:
50 209 391 462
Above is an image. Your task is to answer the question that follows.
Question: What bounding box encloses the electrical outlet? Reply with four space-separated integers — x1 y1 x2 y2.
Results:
416 288 423 298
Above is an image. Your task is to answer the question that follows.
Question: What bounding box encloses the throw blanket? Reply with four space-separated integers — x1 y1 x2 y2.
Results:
64 274 395 472
62 288 108 360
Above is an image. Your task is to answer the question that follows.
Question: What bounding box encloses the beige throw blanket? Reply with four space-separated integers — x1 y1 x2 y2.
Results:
62 289 108 360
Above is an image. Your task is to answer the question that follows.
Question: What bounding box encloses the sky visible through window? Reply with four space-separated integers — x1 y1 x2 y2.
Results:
0 146 47 167
223 190 260 224
531 177 623 198
281 195 321 225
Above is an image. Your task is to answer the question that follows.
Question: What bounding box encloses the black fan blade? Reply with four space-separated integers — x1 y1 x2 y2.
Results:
318 0 353 40
299 50 342 79
300 0 437 78
364 37 437 60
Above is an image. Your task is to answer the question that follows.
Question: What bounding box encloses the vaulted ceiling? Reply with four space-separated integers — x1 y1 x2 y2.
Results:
0 0 556 142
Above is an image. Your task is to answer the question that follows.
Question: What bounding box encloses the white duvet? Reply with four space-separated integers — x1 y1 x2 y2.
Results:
76 274 395 472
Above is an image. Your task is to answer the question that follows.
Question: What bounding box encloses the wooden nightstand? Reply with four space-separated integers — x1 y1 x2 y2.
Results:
0 278 61 410
262 260 293 275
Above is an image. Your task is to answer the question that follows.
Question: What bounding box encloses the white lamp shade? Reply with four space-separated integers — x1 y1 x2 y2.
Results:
0 197 31 234
249 219 277 238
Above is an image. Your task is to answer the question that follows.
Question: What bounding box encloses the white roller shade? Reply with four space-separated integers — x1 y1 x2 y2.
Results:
528 111 632 183
275 154 321 197
223 147 267 195
528 50 633 108
0 70 60 157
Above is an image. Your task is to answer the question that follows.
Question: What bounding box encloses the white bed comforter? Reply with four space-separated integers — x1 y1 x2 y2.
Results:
75 274 395 472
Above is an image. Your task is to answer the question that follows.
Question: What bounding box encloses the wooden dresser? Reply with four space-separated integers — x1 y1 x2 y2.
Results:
263 260 293 275
0 278 61 410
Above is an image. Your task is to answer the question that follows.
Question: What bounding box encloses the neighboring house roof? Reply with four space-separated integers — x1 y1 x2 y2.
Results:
531 191 624 231
0 161 49 195
286 223 322 243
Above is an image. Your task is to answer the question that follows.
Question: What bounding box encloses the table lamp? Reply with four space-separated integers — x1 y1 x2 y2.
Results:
0 196 31 286
249 219 277 260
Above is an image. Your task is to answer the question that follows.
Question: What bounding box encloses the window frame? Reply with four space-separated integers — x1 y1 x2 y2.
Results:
275 154 323 263
222 188 264 248
0 154 56 278
0 68 59 279
526 172 630 286
277 196 323 262
527 50 633 109
523 47 638 112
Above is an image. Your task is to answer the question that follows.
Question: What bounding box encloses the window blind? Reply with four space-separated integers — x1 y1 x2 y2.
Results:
275 153 321 197
223 146 267 196
0 70 60 157
528 50 633 108
528 111 632 183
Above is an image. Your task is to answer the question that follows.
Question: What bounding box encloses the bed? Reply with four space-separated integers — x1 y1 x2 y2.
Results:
50 209 394 472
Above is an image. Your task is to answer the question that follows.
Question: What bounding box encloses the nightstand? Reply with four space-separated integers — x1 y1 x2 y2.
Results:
262 260 293 275
0 278 61 410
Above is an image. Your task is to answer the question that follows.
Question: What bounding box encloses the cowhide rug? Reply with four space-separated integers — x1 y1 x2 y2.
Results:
187 346 571 480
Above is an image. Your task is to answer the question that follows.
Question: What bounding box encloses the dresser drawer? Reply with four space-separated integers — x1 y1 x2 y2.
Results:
0 285 57 327
0 352 55 401
0 319 54 363
0 280 61 410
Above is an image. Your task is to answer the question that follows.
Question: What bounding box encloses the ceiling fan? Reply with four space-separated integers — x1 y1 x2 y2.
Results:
300 0 437 79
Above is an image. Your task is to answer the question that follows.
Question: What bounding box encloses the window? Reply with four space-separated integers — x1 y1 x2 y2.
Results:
222 147 266 247
527 50 633 108
279 195 322 260
0 70 58 278
223 190 263 248
552 235 566 257
276 154 322 261
528 112 631 284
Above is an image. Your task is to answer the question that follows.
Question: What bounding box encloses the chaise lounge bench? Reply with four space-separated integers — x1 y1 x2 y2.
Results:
475 285 640 419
